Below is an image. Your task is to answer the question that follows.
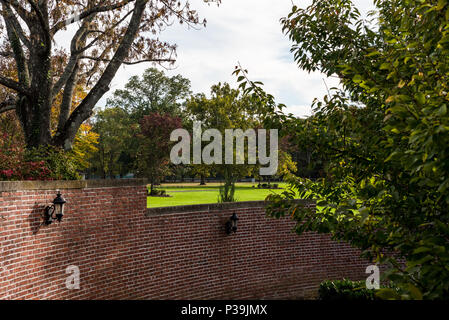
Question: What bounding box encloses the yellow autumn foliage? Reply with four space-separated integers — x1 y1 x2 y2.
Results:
70 123 99 170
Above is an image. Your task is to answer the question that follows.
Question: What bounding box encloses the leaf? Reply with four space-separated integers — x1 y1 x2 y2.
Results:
408 284 423 300
380 63 391 70
353 74 363 83
385 151 399 162
413 247 432 254
366 51 381 57
411 255 434 266
437 0 447 11
391 128 400 134
359 207 370 223
415 92 426 105
317 200 328 207
386 96 395 103
376 288 401 300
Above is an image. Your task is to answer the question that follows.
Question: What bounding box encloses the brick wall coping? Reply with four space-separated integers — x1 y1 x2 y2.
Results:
0 178 148 192
147 199 309 216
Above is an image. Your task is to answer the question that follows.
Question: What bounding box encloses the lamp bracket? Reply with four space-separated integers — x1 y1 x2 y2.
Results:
43 205 55 225
225 220 233 235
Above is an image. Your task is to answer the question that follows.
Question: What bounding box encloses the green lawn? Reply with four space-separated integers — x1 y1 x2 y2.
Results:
147 182 290 208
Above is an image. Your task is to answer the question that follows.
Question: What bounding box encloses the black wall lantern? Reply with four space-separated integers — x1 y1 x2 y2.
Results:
225 212 239 235
44 191 66 225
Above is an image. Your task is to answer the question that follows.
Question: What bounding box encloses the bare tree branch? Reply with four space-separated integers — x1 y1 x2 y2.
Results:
0 98 16 114
75 9 134 54
52 8 133 97
80 56 176 65
51 0 136 34
83 43 114 87
57 62 79 132
0 75 29 96
2 3 31 48
160 0 203 30
0 51 13 57
25 0 50 46
1 0 32 27
53 0 147 149
51 15 95 98
2 2 31 86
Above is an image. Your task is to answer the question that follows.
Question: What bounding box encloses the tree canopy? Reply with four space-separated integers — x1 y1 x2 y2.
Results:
137 111 182 191
185 82 285 201
0 0 218 150
88 67 191 179
89 106 134 178
259 0 449 299
106 67 191 120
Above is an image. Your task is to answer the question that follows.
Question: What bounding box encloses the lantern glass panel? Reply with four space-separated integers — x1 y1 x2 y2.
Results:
55 203 63 215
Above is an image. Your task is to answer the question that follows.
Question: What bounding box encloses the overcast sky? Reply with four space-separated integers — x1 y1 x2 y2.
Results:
100 0 376 117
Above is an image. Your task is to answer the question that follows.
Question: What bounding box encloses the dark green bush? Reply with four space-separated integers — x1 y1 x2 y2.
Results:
218 182 236 203
318 279 377 301
24 145 80 180
149 188 167 196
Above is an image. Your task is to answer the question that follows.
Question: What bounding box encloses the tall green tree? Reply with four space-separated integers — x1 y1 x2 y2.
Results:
137 112 182 192
106 67 192 121
186 83 269 202
257 0 449 299
89 107 135 178
91 67 192 178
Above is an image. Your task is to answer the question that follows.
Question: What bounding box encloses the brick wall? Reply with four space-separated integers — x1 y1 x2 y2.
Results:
0 180 370 300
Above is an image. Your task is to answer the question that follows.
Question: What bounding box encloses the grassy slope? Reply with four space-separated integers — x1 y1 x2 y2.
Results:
147 183 290 208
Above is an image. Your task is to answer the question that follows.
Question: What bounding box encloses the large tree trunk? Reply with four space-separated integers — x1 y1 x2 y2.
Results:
17 45 53 148
3 1 53 149
17 99 51 148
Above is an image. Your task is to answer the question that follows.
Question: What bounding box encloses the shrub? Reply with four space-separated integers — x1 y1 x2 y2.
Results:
218 181 236 203
0 162 51 181
0 132 55 180
24 146 80 180
318 279 377 301
0 140 81 181
149 188 167 196
1 111 83 181
0 131 24 171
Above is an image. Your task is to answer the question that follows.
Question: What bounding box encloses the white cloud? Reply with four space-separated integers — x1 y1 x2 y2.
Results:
101 0 376 117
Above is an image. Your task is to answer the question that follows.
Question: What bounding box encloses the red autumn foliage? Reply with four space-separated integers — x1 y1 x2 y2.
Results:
0 112 53 181
137 112 182 190
139 112 183 151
